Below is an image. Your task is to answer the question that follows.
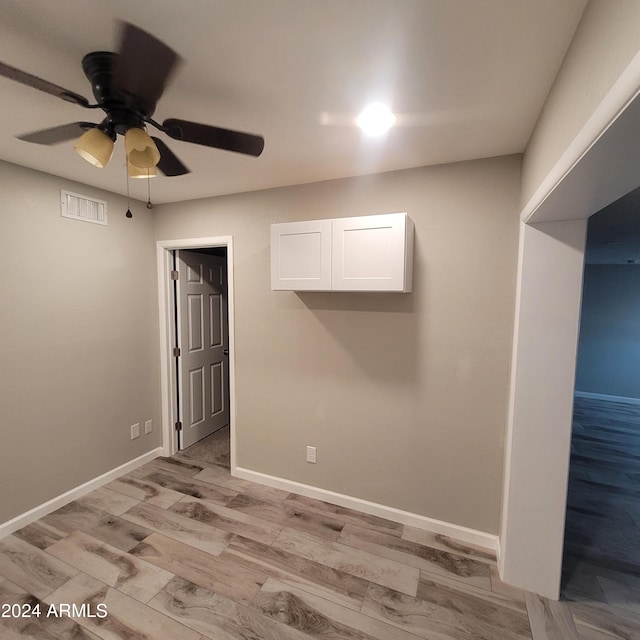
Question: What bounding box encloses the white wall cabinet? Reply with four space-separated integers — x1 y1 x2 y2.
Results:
271 212 413 292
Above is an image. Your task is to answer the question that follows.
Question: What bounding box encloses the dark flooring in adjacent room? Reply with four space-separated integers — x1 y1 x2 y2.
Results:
562 395 640 628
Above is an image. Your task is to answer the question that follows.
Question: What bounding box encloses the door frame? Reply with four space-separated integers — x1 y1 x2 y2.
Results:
156 236 236 468
500 52 640 598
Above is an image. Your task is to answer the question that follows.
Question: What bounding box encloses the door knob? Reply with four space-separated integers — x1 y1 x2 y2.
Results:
223 349 229 355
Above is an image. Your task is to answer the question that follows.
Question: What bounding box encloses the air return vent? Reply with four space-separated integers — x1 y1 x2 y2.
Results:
60 189 108 226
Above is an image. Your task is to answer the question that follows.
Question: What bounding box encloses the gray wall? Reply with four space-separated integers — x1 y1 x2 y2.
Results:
575 264 640 399
155 155 521 534
0 161 161 524
0 154 520 536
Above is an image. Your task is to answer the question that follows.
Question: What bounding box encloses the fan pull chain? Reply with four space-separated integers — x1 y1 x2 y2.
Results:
125 162 133 218
146 169 153 209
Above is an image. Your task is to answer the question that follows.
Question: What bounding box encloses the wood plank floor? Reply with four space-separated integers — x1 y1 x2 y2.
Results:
562 396 640 638
0 423 637 639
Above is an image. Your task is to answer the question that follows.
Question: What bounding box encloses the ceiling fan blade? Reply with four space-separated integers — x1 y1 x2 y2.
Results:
151 137 190 176
17 122 96 145
0 61 89 107
113 22 181 116
162 118 264 157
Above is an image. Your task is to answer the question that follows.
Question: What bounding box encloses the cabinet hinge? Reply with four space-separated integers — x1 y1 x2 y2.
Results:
174 421 182 432
170 270 179 280
172 347 181 357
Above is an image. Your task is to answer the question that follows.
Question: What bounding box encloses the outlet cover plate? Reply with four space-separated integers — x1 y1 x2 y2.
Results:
144 420 153 434
130 423 140 440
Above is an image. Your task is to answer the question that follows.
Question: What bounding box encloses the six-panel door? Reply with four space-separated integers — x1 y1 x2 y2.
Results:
177 250 229 449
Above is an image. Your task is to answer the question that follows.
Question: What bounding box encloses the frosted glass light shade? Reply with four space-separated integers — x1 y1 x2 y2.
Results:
125 128 160 168
128 162 158 178
74 128 114 168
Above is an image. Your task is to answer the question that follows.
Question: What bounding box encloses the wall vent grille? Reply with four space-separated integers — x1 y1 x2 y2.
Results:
60 190 108 226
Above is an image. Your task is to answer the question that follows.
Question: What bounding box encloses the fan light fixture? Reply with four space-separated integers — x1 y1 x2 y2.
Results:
75 125 161 177
128 161 158 178
74 128 115 168
125 127 161 168
357 103 396 136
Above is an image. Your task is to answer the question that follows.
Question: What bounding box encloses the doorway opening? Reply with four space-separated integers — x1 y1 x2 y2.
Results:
499 54 640 598
173 248 230 467
156 236 236 471
562 191 640 601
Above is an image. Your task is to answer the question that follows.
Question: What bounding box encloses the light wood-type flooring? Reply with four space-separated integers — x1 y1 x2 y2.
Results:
0 423 637 639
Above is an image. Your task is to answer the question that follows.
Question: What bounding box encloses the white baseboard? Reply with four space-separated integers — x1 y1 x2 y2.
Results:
0 448 163 540
233 466 498 553
574 391 640 405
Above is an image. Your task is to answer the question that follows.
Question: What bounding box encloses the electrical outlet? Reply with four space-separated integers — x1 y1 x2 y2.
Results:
306 445 317 463
144 420 153 435
130 423 140 440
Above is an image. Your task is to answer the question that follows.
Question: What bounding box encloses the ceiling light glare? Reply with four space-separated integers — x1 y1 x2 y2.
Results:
357 103 396 136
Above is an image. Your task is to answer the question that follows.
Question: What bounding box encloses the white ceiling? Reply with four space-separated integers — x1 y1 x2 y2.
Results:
0 0 587 204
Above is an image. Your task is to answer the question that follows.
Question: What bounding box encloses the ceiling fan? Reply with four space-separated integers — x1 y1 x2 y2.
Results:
0 22 265 177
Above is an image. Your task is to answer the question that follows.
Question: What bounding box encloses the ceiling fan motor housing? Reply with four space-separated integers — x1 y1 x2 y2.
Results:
82 51 145 135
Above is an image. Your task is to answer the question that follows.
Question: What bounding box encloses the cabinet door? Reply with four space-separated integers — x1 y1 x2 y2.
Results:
271 219 332 290
331 213 411 291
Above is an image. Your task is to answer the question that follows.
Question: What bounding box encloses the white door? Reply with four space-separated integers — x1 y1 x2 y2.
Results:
176 250 229 449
